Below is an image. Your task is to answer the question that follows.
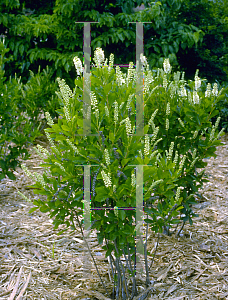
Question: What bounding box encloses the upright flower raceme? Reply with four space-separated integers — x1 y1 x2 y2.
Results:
44 130 60 156
205 83 211 97
36 144 50 157
193 91 200 104
189 157 198 170
125 117 133 135
173 150 179 167
143 70 154 94
165 118 169 131
148 179 163 192
21 164 36 181
94 47 105 67
140 53 147 71
209 116 222 142
105 106 109 117
56 78 72 122
163 74 168 89
56 78 73 105
167 142 174 161
163 58 171 74
113 101 118 125
101 170 112 188
175 187 181 202
73 56 83 76
66 139 79 155
148 109 158 129
174 71 181 85
194 71 201 90
192 149 197 160
140 53 147 65
54 162 66 173
90 91 98 108
131 170 136 187
192 130 198 139
116 65 126 86
126 94 134 111
151 126 159 144
212 83 218 96
45 112 54 126
126 62 135 86
90 91 99 119
166 102 170 116
104 149 111 166
63 106 71 122
178 118 185 128
108 53 114 73
178 155 186 173
144 135 150 156
33 146 46 160
180 85 187 97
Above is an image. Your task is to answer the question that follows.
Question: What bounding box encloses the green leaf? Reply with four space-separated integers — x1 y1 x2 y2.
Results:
105 223 116 233
116 149 123 157
104 82 112 95
117 32 124 42
62 125 70 131
105 245 114 257
32 189 50 195
153 45 160 53
77 118 83 127
162 44 168 57
40 205 50 213
28 207 39 213
157 202 163 213
144 218 154 224
19 44 24 56
6 171 16 180
121 158 130 167
173 41 179 52
97 231 104 244
109 132 115 142
119 210 126 221
55 199 62 207
193 31 200 44
95 187 109 202
210 110 219 119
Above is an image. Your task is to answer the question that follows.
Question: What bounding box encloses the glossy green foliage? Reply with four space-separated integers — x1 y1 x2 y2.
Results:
0 40 42 180
19 65 60 123
0 0 207 90
176 0 228 84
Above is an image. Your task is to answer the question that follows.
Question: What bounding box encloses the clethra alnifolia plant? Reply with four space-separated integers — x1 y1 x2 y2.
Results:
19 48 225 299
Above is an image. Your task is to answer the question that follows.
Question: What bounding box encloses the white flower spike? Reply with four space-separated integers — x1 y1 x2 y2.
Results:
163 58 171 74
73 56 83 76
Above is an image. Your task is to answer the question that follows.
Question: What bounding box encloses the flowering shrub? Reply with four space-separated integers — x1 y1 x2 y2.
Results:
139 56 225 231
19 48 225 298
210 81 228 133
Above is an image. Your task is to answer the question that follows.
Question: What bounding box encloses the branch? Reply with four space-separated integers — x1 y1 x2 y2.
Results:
73 209 110 297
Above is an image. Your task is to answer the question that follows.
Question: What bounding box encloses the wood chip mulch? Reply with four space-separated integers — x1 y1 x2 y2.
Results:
0 133 228 300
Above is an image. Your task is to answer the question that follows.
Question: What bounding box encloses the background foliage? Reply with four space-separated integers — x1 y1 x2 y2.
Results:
1 0 228 89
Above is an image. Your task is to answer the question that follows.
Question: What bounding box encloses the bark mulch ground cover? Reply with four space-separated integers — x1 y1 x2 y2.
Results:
0 133 228 300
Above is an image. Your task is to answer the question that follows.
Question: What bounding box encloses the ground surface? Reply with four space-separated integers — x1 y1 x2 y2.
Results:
0 133 228 299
